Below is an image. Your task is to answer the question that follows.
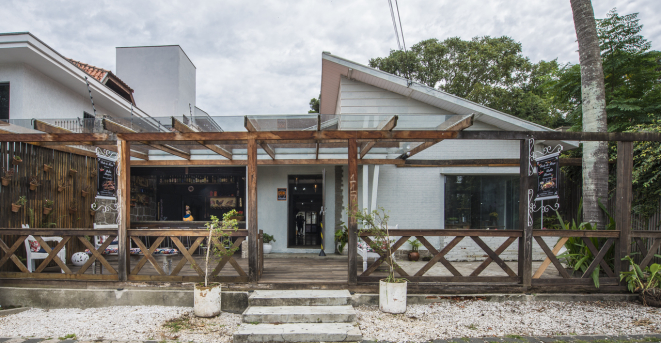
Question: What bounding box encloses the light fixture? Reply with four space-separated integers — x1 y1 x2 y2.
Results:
303 187 306 190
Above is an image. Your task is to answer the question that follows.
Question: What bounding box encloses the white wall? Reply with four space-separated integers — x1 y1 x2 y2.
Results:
0 63 114 120
257 165 335 254
116 46 196 119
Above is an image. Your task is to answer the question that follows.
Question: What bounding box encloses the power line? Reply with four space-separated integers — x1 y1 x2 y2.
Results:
387 0 401 50
394 0 407 53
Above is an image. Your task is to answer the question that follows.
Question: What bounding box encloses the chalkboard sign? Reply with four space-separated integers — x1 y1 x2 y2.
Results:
535 153 560 201
96 149 117 199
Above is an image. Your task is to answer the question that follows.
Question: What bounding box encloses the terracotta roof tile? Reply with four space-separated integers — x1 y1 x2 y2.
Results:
66 58 135 102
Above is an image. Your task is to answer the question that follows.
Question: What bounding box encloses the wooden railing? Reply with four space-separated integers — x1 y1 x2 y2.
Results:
0 228 119 281
531 230 620 287
631 231 661 270
357 229 522 283
127 228 249 283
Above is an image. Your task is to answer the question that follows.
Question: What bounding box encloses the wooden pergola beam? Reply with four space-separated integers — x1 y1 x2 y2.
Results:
131 158 404 166
316 114 321 160
33 120 148 160
0 127 97 157
171 117 232 160
2 130 661 144
360 115 398 159
244 117 276 159
103 119 191 160
398 114 474 160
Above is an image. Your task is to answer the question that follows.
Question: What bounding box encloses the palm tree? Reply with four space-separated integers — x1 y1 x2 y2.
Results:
570 0 609 229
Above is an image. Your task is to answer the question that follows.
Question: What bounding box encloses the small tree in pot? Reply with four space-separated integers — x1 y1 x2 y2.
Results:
262 233 276 254
195 209 240 317
408 238 421 261
352 207 407 313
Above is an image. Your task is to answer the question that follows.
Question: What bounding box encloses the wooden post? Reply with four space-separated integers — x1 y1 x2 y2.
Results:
117 138 131 282
248 138 258 283
348 139 358 285
518 138 533 288
616 141 633 275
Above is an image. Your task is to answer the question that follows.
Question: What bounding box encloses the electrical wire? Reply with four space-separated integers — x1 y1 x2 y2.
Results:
387 0 402 50
394 0 407 53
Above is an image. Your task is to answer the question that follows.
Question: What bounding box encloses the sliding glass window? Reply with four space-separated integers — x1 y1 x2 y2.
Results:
444 175 519 230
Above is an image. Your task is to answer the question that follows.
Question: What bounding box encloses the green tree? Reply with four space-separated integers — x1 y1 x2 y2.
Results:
368 36 568 128
308 95 320 113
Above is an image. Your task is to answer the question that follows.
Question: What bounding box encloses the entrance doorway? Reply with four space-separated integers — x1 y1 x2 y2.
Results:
288 174 324 248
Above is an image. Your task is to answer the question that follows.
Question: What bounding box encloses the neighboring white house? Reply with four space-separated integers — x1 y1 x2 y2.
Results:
0 32 573 260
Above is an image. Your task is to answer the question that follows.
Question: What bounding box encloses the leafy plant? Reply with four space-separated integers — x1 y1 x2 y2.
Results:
556 200 616 288
2 168 14 178
263 233 276 244
621 255 661 306
352 206 405 283
13 155 21 161
15 196 27 206
335 223 349 254
408 238 422 252
44 199 54 208
202 209 240 287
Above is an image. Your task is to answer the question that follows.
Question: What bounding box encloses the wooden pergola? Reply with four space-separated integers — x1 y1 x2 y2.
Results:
1 123 660 292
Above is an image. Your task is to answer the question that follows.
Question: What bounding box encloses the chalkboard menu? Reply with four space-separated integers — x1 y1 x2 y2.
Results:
97 149 117 199
535 153 560 201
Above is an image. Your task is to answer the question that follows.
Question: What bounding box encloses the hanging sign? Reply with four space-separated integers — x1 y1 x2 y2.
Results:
96 148 118 200
534 152 560 201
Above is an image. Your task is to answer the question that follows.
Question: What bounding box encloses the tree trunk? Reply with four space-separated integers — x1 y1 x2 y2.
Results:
570 0 609 229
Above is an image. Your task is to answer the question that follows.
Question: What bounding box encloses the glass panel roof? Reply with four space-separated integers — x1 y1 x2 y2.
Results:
0 114 457 161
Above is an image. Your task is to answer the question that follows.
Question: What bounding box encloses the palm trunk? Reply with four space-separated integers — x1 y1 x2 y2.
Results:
570 0 609 229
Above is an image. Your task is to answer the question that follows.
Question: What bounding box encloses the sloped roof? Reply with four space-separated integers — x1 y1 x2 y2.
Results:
67 58 135 105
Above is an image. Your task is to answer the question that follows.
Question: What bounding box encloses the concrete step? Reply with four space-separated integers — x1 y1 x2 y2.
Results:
248 289 352 306
234 323 362 343
242 305 356 323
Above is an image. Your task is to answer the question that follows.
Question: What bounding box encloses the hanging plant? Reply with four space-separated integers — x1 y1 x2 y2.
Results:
69 168 77 177
29 176 40 191
90 201 99 217
90 170 97 178
57 177 70 192
11 196 27 213
1 169 14 187
44 199 54 215
81 183 90 198
69 199 78 215
43 163 53 173
12 155 22 165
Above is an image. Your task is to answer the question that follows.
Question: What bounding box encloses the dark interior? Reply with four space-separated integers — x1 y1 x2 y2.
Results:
288 175 324 248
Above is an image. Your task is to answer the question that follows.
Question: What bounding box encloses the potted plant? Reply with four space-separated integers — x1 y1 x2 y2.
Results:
69 168 77 177
90 169 97 178
57 178 69 193
43 163 53 173
408 238 421 261
263 233 276 254
11 196 27 213
621 255 661 307
353 206 407 313
1 169 14 187
28 176 40 191
229 211 245 221
195 209 240 317
43 199 54 215
12 155 22 165
335 223 349 255
69 200 77 215
81 184 90 198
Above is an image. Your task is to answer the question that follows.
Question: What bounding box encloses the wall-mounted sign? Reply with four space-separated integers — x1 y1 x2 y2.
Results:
535 152 560 201
96 149 117 200
277 188 287 201
210 197 237 209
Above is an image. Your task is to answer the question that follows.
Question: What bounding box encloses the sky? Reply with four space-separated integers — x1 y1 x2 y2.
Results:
1 0 660 116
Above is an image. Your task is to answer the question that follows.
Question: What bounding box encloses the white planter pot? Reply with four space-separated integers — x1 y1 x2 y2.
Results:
194 283 221 317
379 280 407 314
263 243 272 254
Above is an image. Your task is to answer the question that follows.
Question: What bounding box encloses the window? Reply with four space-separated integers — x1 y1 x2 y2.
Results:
444 175 519 230
0 83 9 120
83 111 95 132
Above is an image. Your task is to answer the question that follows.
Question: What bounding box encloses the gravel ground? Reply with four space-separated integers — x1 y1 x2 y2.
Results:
1 301 660 343
0 306 241 343
357 300 661 342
